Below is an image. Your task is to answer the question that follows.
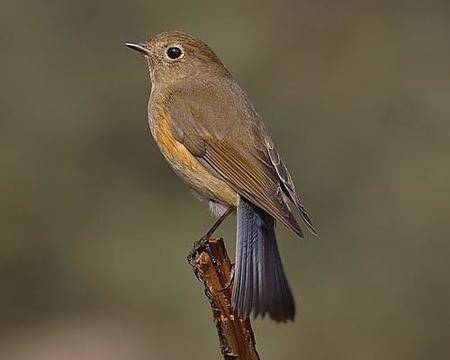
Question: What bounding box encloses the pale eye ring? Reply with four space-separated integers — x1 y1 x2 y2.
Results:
166 46 183 59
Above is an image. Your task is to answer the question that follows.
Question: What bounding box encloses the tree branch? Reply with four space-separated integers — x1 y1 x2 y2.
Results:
188 237 260 360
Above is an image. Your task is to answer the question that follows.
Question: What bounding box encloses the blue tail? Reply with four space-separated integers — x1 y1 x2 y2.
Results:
231 197 295 322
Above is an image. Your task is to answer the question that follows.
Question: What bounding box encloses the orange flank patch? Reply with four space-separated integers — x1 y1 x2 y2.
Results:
152 110 237 206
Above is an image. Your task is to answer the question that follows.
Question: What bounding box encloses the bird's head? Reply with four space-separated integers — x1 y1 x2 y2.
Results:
126 31 229 85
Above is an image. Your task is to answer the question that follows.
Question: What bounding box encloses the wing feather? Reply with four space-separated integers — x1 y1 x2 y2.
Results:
202 139 303 237
265 138 318 235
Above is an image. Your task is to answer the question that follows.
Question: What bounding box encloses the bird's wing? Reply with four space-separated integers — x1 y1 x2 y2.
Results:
264 137 317 235
163 81 310 237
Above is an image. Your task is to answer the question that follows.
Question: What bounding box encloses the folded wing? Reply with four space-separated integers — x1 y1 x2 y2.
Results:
164 80 316 237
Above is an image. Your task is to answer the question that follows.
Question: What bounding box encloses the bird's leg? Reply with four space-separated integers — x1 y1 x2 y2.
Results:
189 206 234 261
205 206 235 239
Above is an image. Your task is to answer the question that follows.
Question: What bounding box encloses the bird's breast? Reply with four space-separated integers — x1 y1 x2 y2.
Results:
149 107 237 207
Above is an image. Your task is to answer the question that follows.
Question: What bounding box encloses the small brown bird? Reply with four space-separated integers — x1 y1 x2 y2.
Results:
126 31 317 322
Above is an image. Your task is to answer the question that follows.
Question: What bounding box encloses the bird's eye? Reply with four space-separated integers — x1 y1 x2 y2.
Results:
166 47 183 59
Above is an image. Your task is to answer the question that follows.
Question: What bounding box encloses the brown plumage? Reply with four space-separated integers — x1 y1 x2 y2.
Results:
126 31 317 322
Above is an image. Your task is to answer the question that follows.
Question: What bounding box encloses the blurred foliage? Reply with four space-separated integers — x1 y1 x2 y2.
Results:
1 0 450 359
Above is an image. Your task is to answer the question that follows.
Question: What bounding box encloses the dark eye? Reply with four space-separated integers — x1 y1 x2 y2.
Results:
167 47 182 59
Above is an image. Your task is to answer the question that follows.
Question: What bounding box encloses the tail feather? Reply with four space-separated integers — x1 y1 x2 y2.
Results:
231 197 296 322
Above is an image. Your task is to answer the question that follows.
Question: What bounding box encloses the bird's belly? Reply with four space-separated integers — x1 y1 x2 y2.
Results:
151 112 237 206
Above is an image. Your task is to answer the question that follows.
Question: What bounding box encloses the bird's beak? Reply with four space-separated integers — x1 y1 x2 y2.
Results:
125 42 150 55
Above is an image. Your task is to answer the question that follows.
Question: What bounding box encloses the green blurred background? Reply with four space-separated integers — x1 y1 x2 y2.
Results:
1 1 450 359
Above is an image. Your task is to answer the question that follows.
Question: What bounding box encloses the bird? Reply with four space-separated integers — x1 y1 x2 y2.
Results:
125 31 317 322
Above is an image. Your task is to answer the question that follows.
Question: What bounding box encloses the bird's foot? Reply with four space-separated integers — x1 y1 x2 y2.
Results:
188 206 234 263
187 234 211 264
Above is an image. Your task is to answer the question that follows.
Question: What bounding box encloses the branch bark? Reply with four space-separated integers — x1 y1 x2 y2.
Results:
188 237 260 360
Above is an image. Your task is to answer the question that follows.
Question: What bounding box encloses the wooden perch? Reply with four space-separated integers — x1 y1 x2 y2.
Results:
188 237 260 360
